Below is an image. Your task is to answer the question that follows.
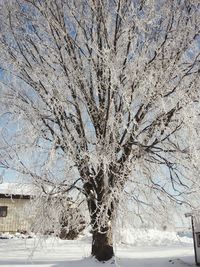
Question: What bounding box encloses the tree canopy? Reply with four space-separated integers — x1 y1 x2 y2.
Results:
0 0 200 261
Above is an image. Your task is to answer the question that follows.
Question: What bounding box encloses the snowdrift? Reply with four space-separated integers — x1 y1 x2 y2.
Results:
116 228 193 247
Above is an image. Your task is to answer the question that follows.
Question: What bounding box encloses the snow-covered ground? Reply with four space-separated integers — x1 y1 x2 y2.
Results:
0 229 195 267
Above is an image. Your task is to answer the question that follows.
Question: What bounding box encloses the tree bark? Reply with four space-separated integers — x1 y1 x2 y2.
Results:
84 179 115 261
91 227 114 261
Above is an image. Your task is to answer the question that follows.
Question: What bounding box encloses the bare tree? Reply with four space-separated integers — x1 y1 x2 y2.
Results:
0 0 200 261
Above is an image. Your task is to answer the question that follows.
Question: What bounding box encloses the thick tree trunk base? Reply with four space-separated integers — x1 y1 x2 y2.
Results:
92 231 114 261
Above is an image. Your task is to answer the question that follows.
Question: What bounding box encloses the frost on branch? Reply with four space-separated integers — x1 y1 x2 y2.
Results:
28 186 87 240
0 0 200 261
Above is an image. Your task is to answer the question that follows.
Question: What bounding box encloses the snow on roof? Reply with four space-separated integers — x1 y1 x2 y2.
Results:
0 182 34 196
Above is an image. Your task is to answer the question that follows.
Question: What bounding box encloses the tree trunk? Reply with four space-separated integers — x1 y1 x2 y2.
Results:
91 227 114 261
83 180 115 261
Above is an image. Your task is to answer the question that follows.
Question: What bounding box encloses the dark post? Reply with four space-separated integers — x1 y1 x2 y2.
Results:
191 216 199 266
185 212 200 266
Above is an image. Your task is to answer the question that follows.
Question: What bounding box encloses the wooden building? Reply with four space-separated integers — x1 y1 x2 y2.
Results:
0 183 32 233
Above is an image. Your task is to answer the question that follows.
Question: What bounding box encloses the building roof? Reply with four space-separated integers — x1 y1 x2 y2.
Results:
0 182 33 197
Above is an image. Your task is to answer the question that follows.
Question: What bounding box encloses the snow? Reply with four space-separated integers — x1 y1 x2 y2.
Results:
0 182 33 196
0 229 195 267
116 228 193 246
0 232 35 239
